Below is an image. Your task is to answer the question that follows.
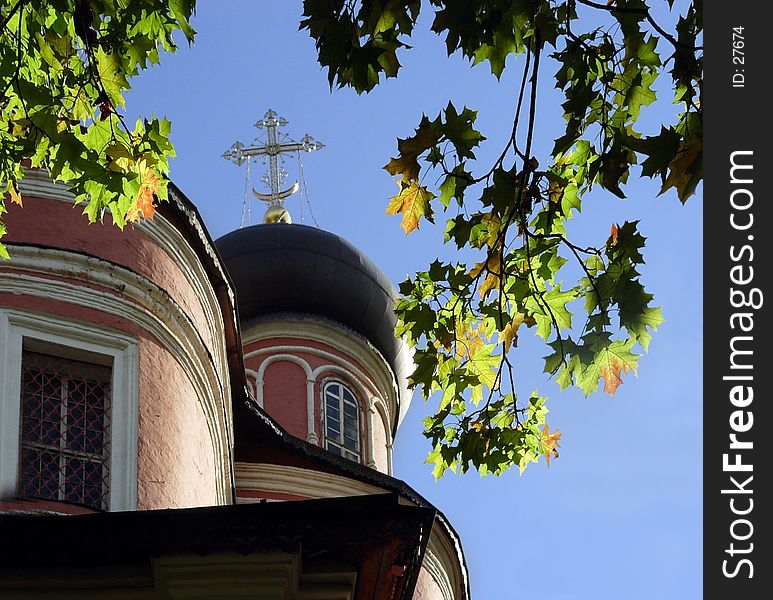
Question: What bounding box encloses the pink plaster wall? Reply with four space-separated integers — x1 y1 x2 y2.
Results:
413 566 446 600
261 359 308 440
4 193 219 353
2 190 230 510
243 334 391 472
136 336 219 509
371 409 389 472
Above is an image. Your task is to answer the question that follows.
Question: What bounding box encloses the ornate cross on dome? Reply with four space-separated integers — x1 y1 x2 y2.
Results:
222 109 323 224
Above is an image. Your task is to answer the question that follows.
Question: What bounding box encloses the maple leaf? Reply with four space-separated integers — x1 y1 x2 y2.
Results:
384 119 441 182
127 166 159 222
455 320 487 361
470 252 502 300
609 223 619 246
384 154 421 182
659 139 703 203
6 181 22 206
541 421 561 467
597 340 639 395
386 180 435 234
500 312 535 352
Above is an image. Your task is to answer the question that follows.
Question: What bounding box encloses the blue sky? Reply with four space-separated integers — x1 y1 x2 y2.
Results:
125 3 702 598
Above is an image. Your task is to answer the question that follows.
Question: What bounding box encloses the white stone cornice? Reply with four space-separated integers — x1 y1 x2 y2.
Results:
427 519 469 600
234 462 386 500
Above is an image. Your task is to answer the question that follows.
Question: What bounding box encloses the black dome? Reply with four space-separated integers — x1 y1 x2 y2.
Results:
215 223 412 415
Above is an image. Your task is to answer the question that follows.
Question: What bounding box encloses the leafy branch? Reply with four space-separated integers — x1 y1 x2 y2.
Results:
0 0 197 258
302 0 701 477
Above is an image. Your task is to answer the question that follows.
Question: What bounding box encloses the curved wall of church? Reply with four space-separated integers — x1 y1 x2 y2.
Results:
0 171 233 510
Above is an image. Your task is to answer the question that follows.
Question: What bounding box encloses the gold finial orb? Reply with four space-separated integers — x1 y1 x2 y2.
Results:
264 204 292 224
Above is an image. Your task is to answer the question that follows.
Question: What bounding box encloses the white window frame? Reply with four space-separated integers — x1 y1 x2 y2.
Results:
322 380 362 463
0 309 138 511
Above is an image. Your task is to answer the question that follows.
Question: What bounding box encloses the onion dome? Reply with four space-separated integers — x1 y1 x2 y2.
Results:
215 223 414 427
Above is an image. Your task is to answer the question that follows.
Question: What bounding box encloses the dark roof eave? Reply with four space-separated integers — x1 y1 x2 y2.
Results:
235 394 471 600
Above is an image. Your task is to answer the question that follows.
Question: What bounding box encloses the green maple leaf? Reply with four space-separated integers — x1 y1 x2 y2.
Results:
577 339 639 396
624 70 657 120
95 47 130 108
442 103 485 160
530 284 575 340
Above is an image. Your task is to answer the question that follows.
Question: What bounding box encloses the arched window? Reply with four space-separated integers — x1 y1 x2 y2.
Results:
322 381 360 462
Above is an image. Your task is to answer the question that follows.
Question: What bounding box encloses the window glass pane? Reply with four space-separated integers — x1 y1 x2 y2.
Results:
342 387 355 404
325 383 342 401
343 401 357 419
65 457 85 503
37 450 60 500
323 381 360 463
326 403 340 421
19 351 111 510
83 462 104 508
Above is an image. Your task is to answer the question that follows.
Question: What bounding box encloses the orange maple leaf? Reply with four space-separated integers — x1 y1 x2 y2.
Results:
500 312 534 352
127 168 158 222
609 223 619 246
598 352 634 395
541 421 562 467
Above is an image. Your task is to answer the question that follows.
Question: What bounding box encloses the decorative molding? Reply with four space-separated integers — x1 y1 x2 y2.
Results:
0 247 232 504
427 519 469 600
244 368 259 405
234 462 386 501
248 341 393 473
0 309 138 511
256 354 316 442
242 318 404 429
17 169 235 466
370 399 392 476
17 168 75 202
423 545 456 600
246 341 394 435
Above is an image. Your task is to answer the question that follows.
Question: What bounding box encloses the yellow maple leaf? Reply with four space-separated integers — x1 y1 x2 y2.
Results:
500 312 533 352
127 165 159 222
385 180 435 234
454 320 486 361
6 182 22 206
541 421 561 467
479 212 501 248
469 252 502 300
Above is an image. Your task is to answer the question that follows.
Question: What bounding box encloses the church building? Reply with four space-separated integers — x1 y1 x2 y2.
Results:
0 111 469 600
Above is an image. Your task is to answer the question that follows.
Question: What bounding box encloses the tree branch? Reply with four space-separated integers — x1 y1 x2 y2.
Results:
0 0 24 32
576 0 702 51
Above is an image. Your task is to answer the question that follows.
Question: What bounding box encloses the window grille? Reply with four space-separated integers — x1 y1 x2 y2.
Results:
19 351 112 510
323 381 360 462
